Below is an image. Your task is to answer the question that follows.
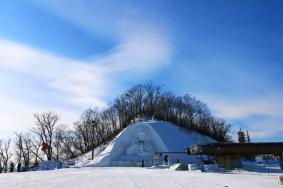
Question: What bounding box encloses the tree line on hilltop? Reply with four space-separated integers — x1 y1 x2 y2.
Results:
0 81 233 173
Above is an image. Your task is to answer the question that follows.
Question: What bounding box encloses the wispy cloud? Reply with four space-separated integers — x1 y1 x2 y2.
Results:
248 131 283 140
27 0 154 38
0 20 172 133
199 95 283 140
0 0 172 135
201 95 283 119
0 25 171 106
247 117 283 139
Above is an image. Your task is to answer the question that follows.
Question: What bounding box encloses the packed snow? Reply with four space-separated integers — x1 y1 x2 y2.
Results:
75 120 215 167
0 167 282 188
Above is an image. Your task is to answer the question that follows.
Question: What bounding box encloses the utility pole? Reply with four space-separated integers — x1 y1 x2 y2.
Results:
91 120 95 160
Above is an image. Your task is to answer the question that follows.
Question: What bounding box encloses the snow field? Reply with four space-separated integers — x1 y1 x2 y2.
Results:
0 167 281 188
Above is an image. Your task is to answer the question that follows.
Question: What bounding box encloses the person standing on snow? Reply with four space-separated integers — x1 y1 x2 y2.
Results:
9 162 14 172
17 163 21 172
164 155 169 166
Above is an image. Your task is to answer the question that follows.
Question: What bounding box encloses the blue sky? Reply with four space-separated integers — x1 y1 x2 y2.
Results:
0 0 282 141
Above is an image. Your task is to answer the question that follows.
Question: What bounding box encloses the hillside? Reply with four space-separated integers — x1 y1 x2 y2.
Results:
75 120 215 167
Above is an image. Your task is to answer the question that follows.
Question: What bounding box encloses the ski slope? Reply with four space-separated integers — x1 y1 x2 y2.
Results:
76 120 215 167
0 167 281 188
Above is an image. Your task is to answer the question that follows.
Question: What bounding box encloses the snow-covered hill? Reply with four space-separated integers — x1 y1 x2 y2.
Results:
75 120 215 167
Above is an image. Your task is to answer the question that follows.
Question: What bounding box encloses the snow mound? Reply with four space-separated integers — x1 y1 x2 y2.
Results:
79 120 215 167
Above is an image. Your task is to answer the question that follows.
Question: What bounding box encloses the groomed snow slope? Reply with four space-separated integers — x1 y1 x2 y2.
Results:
80 120 215 167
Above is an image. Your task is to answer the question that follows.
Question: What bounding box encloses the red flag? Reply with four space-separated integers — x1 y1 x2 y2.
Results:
41 142 48 152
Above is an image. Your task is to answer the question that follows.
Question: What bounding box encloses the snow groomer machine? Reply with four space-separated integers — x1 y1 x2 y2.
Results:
187 142 283 170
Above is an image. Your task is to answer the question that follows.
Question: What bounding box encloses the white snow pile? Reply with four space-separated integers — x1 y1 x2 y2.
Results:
75 120 215 167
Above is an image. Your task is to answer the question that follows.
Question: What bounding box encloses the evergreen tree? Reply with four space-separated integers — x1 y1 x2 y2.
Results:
246 130 251 143
237 128 246 143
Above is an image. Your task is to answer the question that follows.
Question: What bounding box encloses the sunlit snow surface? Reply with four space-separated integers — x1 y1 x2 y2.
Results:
0 167 282 188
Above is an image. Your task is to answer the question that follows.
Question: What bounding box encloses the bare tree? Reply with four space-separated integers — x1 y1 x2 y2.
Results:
22 134 32 167
101 106 119 135
84 109 99 160
32 112 60 160
0 140 3 173
53 126 62 160
114 97 129 128
30 136 44 165
73 108 100 159
131 84 145 117
15 132 24 164
157 92 175 122
144 81 161 118
0 139 12 173
55 125 78 159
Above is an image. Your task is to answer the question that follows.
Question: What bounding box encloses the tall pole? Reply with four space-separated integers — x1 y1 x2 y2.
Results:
91 120 95 160
92 147 94 160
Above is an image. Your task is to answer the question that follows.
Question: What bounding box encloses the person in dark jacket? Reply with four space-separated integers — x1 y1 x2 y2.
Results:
9 162 14 172
164 155 169 165
17 163 21 172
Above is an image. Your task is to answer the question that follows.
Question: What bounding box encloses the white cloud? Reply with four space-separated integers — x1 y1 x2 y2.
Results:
0 39 107 108
249 131 281 139
200 95 283 120
247 117 283 139
0 0 173 137
0 93 80 139
0 26 171 106
0 20 172 134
